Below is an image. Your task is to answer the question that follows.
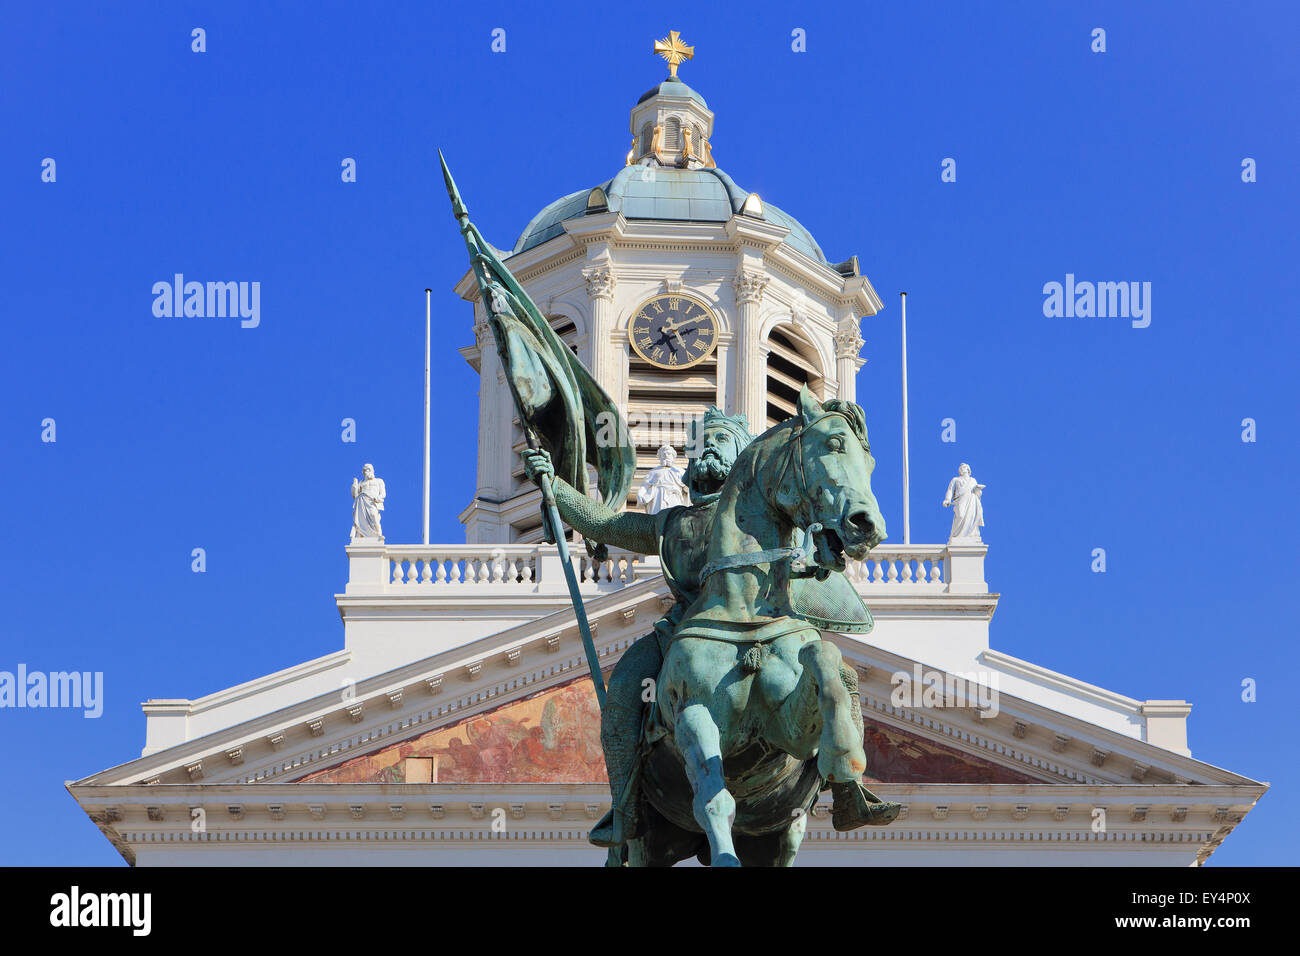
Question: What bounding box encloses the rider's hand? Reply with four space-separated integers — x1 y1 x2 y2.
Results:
521 448 554 480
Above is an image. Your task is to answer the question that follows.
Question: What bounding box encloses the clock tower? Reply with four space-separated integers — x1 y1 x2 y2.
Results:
455 34 883 544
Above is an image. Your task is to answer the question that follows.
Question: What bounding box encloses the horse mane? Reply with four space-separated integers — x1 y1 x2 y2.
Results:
717 399 872 513
746 399 872 453
820 399 872 453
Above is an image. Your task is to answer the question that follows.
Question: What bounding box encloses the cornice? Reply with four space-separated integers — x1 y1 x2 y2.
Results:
838 641 1264 790
70 781 1259 866
979 648 1143 712
74 582 666 791
145 650 352 721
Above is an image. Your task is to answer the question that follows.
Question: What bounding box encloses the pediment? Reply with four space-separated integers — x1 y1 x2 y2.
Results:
69 577 1262 799
296 673 609 785
293 669 1041 787
69 613 1267 868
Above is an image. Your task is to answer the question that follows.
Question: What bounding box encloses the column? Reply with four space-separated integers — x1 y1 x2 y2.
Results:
714 333 732 413
733 267 770 430
834 319 866 403
582 263 621 400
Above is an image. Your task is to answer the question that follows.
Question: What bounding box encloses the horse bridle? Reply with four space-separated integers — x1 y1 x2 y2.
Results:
698 411 861 583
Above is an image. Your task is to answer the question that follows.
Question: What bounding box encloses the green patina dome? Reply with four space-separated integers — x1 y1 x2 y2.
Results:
636 76 708 108
511 165 829 265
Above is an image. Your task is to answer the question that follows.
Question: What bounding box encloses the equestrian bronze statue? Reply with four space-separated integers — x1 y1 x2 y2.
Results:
445 153 899 866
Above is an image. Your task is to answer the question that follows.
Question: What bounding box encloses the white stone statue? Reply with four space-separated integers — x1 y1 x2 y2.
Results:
637 445 687 515
351 463 386 541
942 463 985 542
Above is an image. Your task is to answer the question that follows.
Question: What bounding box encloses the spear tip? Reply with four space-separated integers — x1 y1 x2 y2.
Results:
439 149 468 220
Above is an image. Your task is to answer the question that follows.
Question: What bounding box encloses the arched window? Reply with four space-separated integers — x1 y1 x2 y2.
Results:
765 324 825 429
548 314 580 355
639 122 654 157
691 124 705 158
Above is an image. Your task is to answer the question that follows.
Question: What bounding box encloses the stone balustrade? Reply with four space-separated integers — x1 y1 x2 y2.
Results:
346 539 988 597
344 542 655 595
388 545 538 586
845 544 947 588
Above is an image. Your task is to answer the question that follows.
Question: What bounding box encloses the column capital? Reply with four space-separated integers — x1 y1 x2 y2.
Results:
733 268 770 305
582 265 617 302
834 325 864 359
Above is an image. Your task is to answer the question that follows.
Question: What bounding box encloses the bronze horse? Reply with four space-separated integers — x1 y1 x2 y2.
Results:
626 387 890 866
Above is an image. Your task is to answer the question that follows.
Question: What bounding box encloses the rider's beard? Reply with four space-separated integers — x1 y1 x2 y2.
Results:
690 451 731 495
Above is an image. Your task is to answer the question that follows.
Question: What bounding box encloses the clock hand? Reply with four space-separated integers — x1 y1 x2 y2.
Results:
664 316 704 335
657 316 694 350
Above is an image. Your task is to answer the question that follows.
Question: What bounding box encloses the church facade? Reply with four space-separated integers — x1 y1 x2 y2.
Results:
69 37 1265 866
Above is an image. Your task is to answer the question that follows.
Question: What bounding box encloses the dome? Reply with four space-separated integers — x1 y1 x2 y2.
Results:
510 165 829 265
636 76 707 109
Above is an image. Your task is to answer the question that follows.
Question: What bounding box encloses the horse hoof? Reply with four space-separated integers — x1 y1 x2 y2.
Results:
712 853 742 867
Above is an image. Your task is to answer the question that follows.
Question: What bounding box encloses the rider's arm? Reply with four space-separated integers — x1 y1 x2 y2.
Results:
522 449 659 555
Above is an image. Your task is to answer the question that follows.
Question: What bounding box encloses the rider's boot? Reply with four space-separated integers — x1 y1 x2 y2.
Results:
829 663 901 830
831 779 902 830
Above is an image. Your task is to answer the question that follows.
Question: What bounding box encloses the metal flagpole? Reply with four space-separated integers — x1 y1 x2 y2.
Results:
423 289 432 546
900 291 911 545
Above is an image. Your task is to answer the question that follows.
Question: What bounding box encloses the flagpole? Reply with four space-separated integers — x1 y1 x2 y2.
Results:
439 151 608 710
528 432 607 708
900 291 911 545
423 289 432 546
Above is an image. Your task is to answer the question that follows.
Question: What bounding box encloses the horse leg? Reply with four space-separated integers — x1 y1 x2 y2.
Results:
675 703 740 867
731 810 808 867
778 810 809 866
625 804 706 868
766 641 866 783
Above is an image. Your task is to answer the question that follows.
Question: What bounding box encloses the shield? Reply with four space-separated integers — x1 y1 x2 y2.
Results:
788 572 875 635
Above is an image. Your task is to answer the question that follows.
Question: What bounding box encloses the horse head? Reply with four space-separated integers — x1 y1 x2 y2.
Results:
769 386 886 571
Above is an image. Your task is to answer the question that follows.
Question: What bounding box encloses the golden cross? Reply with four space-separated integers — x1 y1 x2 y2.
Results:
654 30 694 79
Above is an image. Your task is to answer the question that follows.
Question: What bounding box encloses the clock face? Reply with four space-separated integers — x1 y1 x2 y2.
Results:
628 293 719 369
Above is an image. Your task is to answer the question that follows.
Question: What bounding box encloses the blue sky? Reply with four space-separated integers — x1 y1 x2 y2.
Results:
1 1 1295 865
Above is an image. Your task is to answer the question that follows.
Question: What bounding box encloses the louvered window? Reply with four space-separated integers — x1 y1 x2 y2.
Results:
663 117 681 151
766 325 825 429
